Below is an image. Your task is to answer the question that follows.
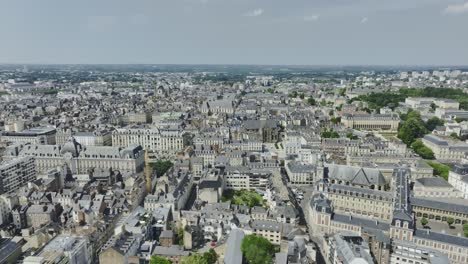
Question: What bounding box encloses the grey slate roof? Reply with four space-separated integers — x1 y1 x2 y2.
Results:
224 229 245 264
414 230 468 248
410 197 468 215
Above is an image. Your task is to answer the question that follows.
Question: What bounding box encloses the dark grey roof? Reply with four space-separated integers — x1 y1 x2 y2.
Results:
411 197 468 215
414 230 468 248
328 164 386 186
423 135 449 146
333 214 390 231
225 229 245 264
415 177 452 188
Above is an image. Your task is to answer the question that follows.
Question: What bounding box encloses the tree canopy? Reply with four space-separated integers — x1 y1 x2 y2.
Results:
150 256 172 264
151 160 173 176
427 161 450 181
181 255 208 264
221 190 266 207
241 235 276 264
397 110 428 145
411 140 435 160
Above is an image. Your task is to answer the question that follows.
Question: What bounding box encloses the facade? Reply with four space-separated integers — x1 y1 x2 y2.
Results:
422 134 468 162
27 204 56 229
391 239 450 264
4 139 144 174
251 220 282 245
448 163 468 199
327 232 374 264
0 127 56 145
112 127 184 153
224 166 270 190
285 161 323 185
0 156 36 195
413 177 461 198
341 114 400 133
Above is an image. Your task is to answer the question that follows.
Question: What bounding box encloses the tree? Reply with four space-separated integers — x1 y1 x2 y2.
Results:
346 132 358 140
427 161 450 181
450 132 459 140
411 140 435 159
425 117 444 131
203 249 218 264
307 97 316 106
397 111 429 145
299 93 305 99
421 217 428 227
463 224 468 237
182 255 208 264
330 117 341 124
151 160 173 176
150 256 172 264
178 227 184 246
241 235 276 264
447 217 454 227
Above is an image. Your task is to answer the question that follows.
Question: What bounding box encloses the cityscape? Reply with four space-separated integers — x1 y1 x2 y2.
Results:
1 1 468 264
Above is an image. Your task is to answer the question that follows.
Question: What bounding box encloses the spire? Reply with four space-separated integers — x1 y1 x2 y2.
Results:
145 149 152 194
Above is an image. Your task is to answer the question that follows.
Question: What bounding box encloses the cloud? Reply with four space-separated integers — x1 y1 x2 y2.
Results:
303 15 319 22
361 17 368 23
444 2 468 14
244 8 263 17
87 16 118 32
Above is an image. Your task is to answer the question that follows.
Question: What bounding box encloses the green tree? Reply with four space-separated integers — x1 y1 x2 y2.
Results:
450 132 459 140
427 161 450 181
150 256 172 264
299 93 305 99
411 140 435 159
241 235 276 264
203 249 218 264
425 117 444 131
182 255 208 264
330 117 341 124
178 227 184 246
447 217 454 227
307 97 316 106
397 111 429 145
421 217 428 227
346 132 358 140
151 160 173 176
463 224 468 237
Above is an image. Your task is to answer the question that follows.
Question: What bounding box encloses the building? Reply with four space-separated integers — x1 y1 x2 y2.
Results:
224 229 245 264
391 239 450 264
448 163 468 199
224 166 270 190
327 232 374 264
341 114 400 133
27 204 56 229
413 177 461 198
112 127 184 153
0 156 36 195
422 134 468 162
251 220 282 245
4 139 144 174
34 235 91 264
99 232 142 264
285 161 323 185
0 127 56 145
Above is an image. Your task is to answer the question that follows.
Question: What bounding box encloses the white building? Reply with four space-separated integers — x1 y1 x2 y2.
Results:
0 156 36 195
448 164 468 199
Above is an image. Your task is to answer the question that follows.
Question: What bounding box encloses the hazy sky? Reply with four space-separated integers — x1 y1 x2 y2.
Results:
0 0 467 65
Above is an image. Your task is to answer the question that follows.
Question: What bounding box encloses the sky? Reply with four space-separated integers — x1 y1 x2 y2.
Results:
0 0 467 65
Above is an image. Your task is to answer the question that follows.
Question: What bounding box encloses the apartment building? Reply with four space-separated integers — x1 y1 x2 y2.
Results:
0 156 36 194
